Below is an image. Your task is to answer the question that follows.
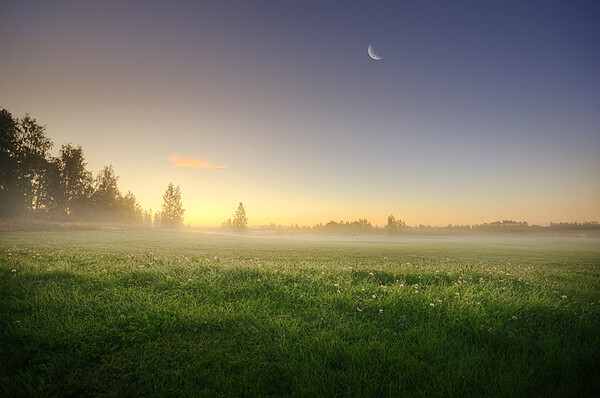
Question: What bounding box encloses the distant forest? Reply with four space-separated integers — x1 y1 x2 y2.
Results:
2 107 598 234
261 218 600 236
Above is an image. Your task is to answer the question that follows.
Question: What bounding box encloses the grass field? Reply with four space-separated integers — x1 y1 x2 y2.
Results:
1 230 599 397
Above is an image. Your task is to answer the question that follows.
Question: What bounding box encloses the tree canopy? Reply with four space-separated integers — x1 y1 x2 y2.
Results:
159 183 184 228
232 202 248 233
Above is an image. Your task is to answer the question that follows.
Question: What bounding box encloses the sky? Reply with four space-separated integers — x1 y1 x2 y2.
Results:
1 1 599 226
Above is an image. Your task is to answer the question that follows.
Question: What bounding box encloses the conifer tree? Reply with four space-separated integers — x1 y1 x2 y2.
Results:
232 202 247 233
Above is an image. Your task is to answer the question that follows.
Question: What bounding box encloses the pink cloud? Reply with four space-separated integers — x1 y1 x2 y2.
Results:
169 153 226 170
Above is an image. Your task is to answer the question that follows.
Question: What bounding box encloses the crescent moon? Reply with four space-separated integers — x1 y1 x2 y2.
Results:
367 44 382 61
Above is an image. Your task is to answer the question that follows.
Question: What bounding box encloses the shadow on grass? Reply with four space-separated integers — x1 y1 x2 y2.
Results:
1 267 599 396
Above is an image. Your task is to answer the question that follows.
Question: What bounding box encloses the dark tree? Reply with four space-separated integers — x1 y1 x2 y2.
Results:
232 202 248 233
119 190 143 223
0 108 21 216
160 183 184 228
385 214 406 234
16 114 53 211
59 144 93 216
92 165 121 217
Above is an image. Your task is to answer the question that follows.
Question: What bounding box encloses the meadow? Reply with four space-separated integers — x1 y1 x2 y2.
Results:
1 230 599 397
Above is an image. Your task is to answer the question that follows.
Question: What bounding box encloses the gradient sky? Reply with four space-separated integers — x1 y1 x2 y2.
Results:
2 1 599 226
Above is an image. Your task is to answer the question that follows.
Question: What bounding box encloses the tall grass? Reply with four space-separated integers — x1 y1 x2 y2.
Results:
1 231 599 396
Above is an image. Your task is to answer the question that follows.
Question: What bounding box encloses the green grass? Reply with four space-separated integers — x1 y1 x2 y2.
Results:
1 230 599 397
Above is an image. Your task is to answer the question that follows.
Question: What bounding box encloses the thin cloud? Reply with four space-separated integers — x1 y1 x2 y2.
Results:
169 154 226 170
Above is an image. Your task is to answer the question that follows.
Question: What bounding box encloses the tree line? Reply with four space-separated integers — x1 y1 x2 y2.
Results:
0 107 185 228
255 216 600 235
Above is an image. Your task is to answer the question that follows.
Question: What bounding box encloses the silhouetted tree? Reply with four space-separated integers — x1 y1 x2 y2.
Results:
58 144 93 216
0 108 22 216
92 165 121 216
232 202 247 233
17 114 53 212
385 214 405 234
119 190 143 223
160 183 184 228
